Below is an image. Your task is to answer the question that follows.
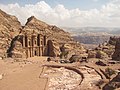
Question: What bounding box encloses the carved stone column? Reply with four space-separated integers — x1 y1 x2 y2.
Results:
22 36 25 47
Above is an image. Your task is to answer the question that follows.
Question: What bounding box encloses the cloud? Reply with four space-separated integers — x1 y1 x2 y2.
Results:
92 0 99 2
0 0 120 27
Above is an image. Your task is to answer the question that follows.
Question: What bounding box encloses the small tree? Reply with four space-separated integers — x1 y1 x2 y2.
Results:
69 55 80 63
105 68 116 81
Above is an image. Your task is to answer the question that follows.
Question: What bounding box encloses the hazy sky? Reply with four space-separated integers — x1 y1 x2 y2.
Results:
0 0 109 10
0 0 120 27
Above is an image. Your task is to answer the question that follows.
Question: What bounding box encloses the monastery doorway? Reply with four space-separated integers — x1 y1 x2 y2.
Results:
35 50 37 56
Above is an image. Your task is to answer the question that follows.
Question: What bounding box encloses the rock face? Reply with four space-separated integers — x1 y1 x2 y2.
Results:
112 38 120 61
0 10 85 58
19 16 85 58
23 16 72 44
46 40 60 57
8 36 26 58
108 36 118 45
0 9 22 58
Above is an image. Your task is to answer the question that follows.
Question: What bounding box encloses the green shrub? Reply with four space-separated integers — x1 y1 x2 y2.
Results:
96 51 108 59
60 51 69 59
69 55 80 63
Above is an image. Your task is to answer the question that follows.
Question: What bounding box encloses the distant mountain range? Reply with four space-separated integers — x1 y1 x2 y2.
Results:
62 27 120 35
62 27 120 45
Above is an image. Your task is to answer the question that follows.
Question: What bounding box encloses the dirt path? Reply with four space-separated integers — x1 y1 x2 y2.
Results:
0 59 48 90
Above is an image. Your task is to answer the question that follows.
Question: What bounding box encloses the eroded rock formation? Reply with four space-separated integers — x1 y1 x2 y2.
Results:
0 9 85 58
112 38 120 61
0 9 22 58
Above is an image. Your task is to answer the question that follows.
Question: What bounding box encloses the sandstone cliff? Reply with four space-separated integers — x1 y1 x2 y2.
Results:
0 9 22 58
23 16 73 45
0 9 85 58
22 16 85 57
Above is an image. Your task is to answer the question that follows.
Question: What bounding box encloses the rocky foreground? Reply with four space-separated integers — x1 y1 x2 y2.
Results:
0 57 120 90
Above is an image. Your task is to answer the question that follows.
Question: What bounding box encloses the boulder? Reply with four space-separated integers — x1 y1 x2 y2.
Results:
88 50 97 58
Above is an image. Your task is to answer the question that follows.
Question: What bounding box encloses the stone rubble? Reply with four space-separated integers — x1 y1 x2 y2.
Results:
42 66 102 90
43 67 81 90
79 67 101 89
